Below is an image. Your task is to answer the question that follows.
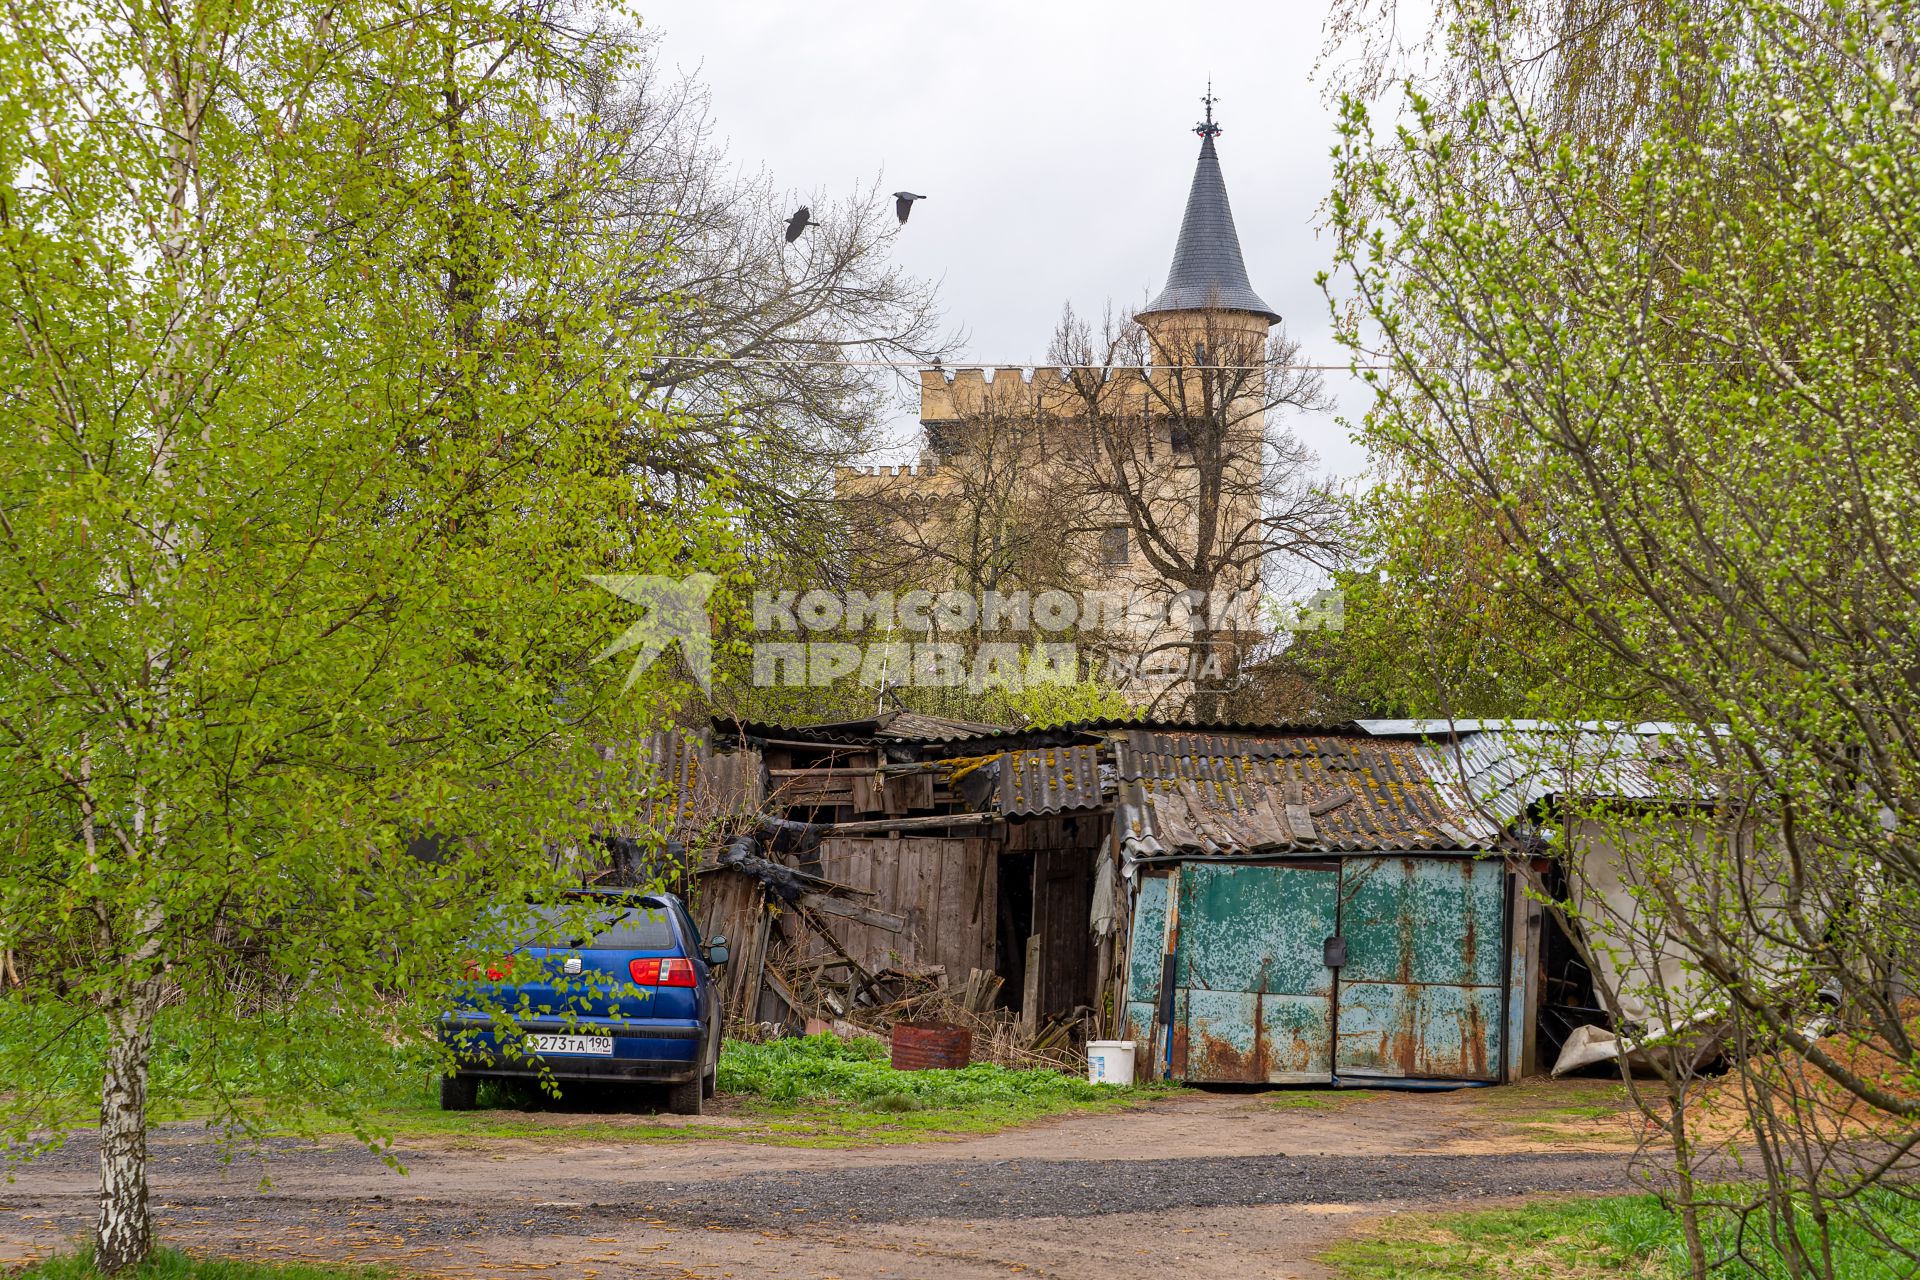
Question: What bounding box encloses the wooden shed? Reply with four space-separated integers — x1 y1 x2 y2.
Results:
624 715 1588 1083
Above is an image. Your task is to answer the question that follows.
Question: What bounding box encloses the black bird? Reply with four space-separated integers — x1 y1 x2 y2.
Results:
784 205 818 243
892 191 926 225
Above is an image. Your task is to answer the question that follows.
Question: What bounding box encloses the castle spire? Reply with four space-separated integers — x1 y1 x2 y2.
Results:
1196 80 1221 139
1139 88 1279 324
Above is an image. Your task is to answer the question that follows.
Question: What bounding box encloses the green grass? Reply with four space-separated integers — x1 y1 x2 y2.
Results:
1323 1189 1920 1279
707 1033 1157 1142
11 1249 389 1279
294 1033 1162 1148
3 1006 1161 1149
718 1033 1119 1109
1266 1090 1359 1111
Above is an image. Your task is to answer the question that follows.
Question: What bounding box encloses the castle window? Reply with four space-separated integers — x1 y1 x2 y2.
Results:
1099 525 1131 566
1169 422 1193 453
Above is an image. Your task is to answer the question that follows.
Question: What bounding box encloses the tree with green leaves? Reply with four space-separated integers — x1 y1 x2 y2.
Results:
1328 0 1920 1272
0 0 736 1269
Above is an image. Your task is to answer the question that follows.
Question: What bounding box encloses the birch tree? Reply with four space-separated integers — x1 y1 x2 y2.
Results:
0 0 735 1269
1329 0 1920 1269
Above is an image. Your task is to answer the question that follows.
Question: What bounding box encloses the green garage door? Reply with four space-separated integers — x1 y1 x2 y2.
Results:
1145 857 1508 1085
1176 861 1341 1084
1333 856 1508 1081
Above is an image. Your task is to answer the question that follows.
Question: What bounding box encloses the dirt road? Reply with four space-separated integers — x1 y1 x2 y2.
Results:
0 1083 1643 1279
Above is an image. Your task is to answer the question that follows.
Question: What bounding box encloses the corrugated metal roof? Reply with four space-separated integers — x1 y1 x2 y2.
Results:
1356 718 1690 737
1114 731 1500 861
998 744 1108 816
1415 726 1715 828
914 717 1338 750
634 728 707 835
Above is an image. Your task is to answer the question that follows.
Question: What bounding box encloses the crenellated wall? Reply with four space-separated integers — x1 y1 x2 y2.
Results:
838 462 938 479
917 365 1095 423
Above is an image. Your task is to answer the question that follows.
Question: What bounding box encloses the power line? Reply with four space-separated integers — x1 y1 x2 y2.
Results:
641 352 1388 373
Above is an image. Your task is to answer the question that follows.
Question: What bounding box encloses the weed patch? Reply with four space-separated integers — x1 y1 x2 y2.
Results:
11 1250 391 1279
1323 1189 1920 1279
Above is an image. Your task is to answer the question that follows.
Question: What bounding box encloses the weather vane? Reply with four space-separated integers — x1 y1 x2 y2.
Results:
1196 79 1222 138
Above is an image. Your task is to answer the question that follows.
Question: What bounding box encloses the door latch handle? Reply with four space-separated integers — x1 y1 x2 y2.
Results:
1323 935 1347 969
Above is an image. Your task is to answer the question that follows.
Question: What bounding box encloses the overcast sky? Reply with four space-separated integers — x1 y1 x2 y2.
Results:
636 0 1373 481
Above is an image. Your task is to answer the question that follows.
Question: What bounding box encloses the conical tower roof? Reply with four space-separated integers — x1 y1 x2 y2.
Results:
1139 129 1279 324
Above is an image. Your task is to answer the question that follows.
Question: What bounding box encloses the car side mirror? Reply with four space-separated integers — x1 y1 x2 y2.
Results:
706 937 729 966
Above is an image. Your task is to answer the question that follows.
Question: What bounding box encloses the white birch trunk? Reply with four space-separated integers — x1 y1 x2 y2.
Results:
94 990 159 1273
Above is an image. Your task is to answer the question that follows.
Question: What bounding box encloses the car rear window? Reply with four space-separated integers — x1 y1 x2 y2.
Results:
522 904 678 951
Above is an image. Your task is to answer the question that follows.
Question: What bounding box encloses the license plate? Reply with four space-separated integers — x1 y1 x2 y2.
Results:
526 1033 613 1056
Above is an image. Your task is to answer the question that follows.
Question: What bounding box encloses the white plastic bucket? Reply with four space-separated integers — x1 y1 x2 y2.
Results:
1087 1040 1137 1086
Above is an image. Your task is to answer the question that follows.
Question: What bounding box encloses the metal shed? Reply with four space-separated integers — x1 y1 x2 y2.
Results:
1112 731 1536 1088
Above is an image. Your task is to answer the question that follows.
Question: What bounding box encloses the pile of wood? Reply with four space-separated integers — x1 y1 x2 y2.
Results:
700 864 913 1031
768 957 1085 1070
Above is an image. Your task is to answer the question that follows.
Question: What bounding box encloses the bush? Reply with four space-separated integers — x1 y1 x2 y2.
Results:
716 1034 1112 1111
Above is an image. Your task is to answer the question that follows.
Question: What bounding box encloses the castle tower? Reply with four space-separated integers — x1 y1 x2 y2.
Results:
1136 90 1278 357
835 95 1284 707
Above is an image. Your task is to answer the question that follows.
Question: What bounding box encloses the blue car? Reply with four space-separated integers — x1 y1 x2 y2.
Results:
438 890 729 1115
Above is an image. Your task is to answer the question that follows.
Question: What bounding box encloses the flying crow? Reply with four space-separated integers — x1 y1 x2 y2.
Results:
784 206 818 243
892 191 926 225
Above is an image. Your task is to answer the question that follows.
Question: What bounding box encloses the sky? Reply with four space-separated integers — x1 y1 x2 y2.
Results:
634 0 1374 481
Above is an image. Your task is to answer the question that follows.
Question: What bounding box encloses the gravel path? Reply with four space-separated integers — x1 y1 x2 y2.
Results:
5 1143 1631 1234
0 1089 1647 1279
621 1151 1633 1226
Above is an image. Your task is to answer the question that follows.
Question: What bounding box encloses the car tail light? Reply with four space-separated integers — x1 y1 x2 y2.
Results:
462 957 515 982
628 957 696 987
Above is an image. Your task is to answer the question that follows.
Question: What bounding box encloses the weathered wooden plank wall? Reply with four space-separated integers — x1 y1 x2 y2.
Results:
695 868 769 1026
804 835 996 978
1031 845 1092 1021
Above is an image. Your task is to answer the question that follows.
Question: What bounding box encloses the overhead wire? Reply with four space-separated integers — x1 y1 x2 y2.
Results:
640 352 1393 373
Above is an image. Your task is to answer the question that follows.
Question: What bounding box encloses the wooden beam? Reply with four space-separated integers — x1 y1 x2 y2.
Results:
762 965 801 1019
823 812 997 835
799 892 907 934
793 902 876 989
1021 934 1042 1032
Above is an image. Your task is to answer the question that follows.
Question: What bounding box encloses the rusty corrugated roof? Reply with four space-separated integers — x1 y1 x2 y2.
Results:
1114 730 1499 860
717 710 1008 747
878 710 1009 740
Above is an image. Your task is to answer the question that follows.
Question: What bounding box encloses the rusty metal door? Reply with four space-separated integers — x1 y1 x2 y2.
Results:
1176 861 1339 1084
1332 857 1506 1081
1122 873 1170 1045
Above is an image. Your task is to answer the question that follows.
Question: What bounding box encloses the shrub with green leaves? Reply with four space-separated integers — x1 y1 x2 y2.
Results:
717 1034 1114 1112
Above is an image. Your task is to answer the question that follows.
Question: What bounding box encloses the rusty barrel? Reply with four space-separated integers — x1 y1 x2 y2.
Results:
889 1021 973 1070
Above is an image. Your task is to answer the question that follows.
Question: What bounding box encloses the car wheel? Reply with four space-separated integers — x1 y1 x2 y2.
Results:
439 1073 479 1111
666 1074 703 1116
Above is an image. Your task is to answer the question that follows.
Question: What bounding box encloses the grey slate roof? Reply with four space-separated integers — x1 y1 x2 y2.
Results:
996 743 1108 816
1139 135 1280 323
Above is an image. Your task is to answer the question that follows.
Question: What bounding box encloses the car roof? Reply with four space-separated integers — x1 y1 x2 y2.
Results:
554 887 682 907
